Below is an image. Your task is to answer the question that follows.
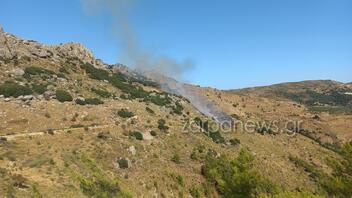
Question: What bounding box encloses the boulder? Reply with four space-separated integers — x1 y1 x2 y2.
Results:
11 68 25 76
128 146 136 155
23 95 34 101
43 90 55 100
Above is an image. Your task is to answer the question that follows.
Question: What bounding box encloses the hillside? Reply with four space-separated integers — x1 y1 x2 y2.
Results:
1 26 352 197
230 80 352 114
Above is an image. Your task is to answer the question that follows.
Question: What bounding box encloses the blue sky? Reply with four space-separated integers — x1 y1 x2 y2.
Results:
1 0 351 89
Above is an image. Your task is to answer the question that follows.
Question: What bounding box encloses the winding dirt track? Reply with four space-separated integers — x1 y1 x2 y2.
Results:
0 124 112 141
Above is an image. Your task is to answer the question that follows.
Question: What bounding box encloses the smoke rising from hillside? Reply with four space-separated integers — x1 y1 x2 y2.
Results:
81 0 193 80
81 0 232 123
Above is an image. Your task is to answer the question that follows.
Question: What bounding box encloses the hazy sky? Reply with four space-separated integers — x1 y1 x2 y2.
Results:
1 0 351 89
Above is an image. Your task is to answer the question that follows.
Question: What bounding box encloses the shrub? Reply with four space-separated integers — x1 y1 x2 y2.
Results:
145 106 155 114
0 82 33 97
71 124 85 128
117 158 129 169
47 129 55 135
147 94 171 106
56 90 73 102
194 118 225 144
85 98 104 105
130 131 143 140
230 138 241 146
91 88 111 98
75 98 104 105
171 154 181 164
80 63 110 81
76 154 131 198
24 66 55 76
97 132 111 140
158 119 169 131
117 109 134 118
172 101 184 115
150 130 157 136
75 98 86 105
189 186 201 198
203 148 278 197
322 141 352 197
31 83 47 94
288 155 323 180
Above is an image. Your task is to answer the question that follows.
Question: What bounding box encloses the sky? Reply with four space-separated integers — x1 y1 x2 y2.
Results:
0 0 351 89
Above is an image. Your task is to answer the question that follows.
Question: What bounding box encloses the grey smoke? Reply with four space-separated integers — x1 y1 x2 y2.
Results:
81 0 232 123
81 0 193 80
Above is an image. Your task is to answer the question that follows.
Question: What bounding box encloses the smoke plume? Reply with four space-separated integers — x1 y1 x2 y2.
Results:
81 0 232 123
81 0 193 80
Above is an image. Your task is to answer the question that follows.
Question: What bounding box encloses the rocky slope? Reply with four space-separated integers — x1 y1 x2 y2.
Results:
0 26 351 197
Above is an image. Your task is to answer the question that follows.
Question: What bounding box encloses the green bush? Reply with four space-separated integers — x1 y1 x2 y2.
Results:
0 82 33 97
189 186 201 198
288 155 323 180
147 94 171 106
171 154 181 164
24 66 55 76
322 141 352 197
56 90 73 102
117 109 134 118
85 98 104 105
31 83 47 94
91 88 111 98
194 118 225 144
80 63 110 81
117 159 129 169
75 98 86 105
203 148 278 198
76 154 131 198
130 131 143 140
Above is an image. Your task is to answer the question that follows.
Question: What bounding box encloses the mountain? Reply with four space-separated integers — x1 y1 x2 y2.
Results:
0 26 352 197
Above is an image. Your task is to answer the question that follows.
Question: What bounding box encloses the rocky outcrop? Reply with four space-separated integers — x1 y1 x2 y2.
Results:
0 26 100 66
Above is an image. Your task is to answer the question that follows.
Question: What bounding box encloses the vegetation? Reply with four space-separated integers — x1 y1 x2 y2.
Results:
288 155 324 180
203 148 278 198
0 81 32 97
81 63 175 107
157 119 169 131
150 130 157 136
117 109 134 118
73 154 131 198
24 66 55 76
91 88 111 98
171 154 181 164
55 90 73 102
230 138 241 146
194 117 225 144
31 83 47 94
130 131 143 140
76 98 104 105
117 159 129 169
145 106 155 114
172 101 184 115
322 141 352 197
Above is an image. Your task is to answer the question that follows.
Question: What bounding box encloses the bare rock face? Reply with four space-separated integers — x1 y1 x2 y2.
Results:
0 26 14 60
0 26 98 66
